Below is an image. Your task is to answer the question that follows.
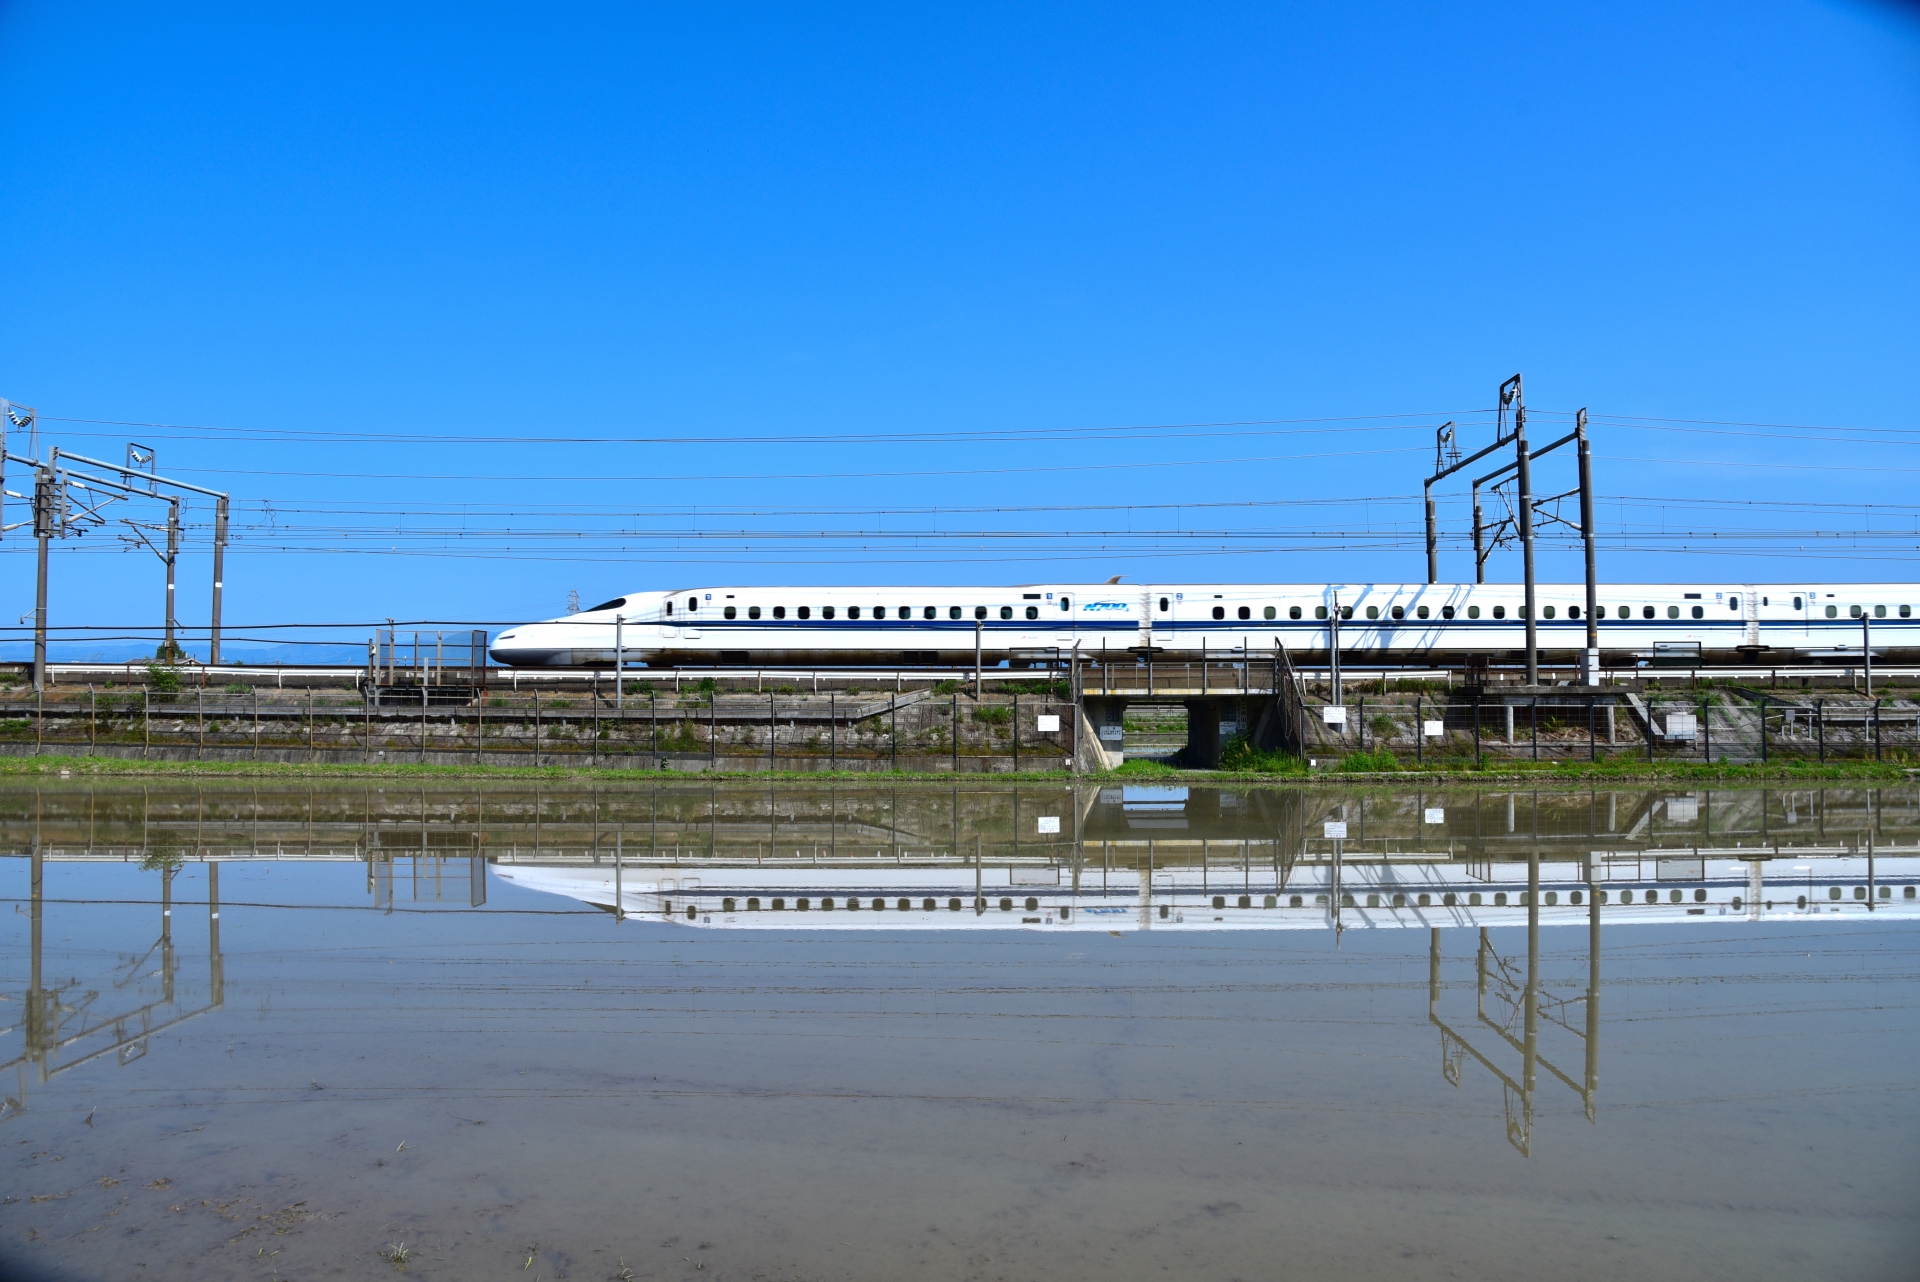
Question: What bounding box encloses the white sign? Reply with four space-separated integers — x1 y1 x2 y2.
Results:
1036 714 1060 732
1036 816 1061 834
1321 706 1348 727
1423 808 1445 825
1098 725 1124 741
1323 821 1348 839
1422 720 1445 738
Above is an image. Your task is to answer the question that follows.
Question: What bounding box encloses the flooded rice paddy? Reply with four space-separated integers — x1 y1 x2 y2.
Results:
2 780 1916 1281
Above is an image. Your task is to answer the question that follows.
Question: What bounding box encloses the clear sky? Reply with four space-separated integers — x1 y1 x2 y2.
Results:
1 2 1917 661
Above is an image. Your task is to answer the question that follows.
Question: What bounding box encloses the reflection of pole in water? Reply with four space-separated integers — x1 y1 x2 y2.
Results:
209 862 224 1009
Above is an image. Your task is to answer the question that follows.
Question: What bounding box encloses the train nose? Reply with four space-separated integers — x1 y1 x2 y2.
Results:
489 631 565 667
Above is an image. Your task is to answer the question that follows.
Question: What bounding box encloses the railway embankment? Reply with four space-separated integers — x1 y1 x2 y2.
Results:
0 665 1911 781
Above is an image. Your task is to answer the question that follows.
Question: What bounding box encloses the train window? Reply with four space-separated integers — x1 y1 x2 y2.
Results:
723 606 737 619
747 606 761 619
1849 604 1861 619
772 606 785 619
949 606 961 619
772 897 785 910
1340 605 1353 620
999 606 1013 620
1494 892 1507 906
797 606 810 620
1365 606 1379 619
1289 606 1301 619
1159 597 1170 611
1904 606 1913 619
1667 605 1680 618
1468 892 1482 906
1237 606 1250 620
948 897 962 910
665 601 673 616
1001 898 1014 911
1491 605 1505 619
589 597 628 612
823 606 836 620
1264 606 1277 620
1643 606 1656 619
1059 597 1071 610
1875 605 1887 618
925 606 937 619
1619 890 1633 904
687 598 699 611
1416 605 1429 619
1906 886 1916 898
975 606 988 619
1729 596 1740 611
848 607 861 619
1440 605 1454 619
1826 605 1838 618
1568 605 1580 619
1691 606 1704 619
1212 606 1225 620
1542 605 1555 619
1614 606 1626 618
869 606 884 619
1390 606 1404 620
1025 606 1039 620
1315 606 1328 619
1792 596 1803 609
1466 606 1479 619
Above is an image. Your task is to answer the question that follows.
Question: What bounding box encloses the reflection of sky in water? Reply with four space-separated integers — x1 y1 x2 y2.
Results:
2 783 1917 1280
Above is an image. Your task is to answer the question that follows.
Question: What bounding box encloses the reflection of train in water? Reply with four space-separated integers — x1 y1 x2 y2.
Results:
496 852 1920 931
489 582 1920 669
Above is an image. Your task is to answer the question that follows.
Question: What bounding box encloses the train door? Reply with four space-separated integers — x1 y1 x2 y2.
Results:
1143 588 1162 653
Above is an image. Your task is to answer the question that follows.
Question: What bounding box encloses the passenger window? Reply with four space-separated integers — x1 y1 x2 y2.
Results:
1729 595 1740 610
1025 606 1039 620
1494 892 1507 906
869 606 883 619
1315 606 1328 620
665 601 673 616
723 606 737 619
1618 606 1630 619
1365 606 1379 619
1826 605 1838 618
1643 606 1656 619
1390 606 1404 620
1492 605 1505 619
848 607 861 619
1875 605 1887 618
1440 605 1454 619
949 606 961 619
1058 597 1071 611
1289 606 1302 619
1212 606 1225 620
1691 606 1703 619
1849 605 1861 619
1237 606 1250 620
748 606 761 620
925 606 937 619
1568 605 1579 619
823 606 836 620
1264 606 1277 620
1903 606 1913 619
687 597 699 611
1667 605 1680 619
975 606 988 620
1159 597 1170 611
1792 596 1803 609
999 606 1013 620
1543 605 1555 619
772 606 785 619
1466 606 1480 619
798 606 810 620
1340 605 1353 620
1416 605 1428 619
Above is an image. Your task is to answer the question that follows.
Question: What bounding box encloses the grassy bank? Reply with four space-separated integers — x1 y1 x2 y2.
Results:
1 752 1912 787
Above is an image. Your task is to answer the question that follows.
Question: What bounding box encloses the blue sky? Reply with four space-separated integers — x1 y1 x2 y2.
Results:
1 2 1917 661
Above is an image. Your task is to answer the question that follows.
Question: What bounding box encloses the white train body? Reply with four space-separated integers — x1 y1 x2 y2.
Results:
488 582 1920 668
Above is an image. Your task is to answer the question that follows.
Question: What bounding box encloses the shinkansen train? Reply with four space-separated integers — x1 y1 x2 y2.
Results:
487 582 1920 669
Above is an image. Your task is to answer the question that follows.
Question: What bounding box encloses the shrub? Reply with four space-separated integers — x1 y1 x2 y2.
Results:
225 682 250 694
145 663 182 694
1218 736 1308 774
971 706 1012 726
1338 748 1401 772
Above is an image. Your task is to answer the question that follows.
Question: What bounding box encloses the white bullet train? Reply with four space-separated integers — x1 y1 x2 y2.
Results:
488 582 1920 669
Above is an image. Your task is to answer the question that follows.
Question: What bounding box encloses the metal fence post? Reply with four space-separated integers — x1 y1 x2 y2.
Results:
769 692 776 773
1416 695 1423 768
1873 697 1882 761
1701 697 1710 764
143 687 150 758
1759 694 1767 763
1587 695 1596 762
1816 698 1825 763
1473 695 1481 767
1644 698 1654 763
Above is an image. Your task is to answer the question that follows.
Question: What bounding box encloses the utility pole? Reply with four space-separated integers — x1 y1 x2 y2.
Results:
1329 591 1342 706
32 463 53 692
1577 409 1598 684
1424 422 1455 584
1511 382 1539 686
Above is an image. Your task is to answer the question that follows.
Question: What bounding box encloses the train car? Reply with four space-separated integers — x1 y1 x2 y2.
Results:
487 582 1920 668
